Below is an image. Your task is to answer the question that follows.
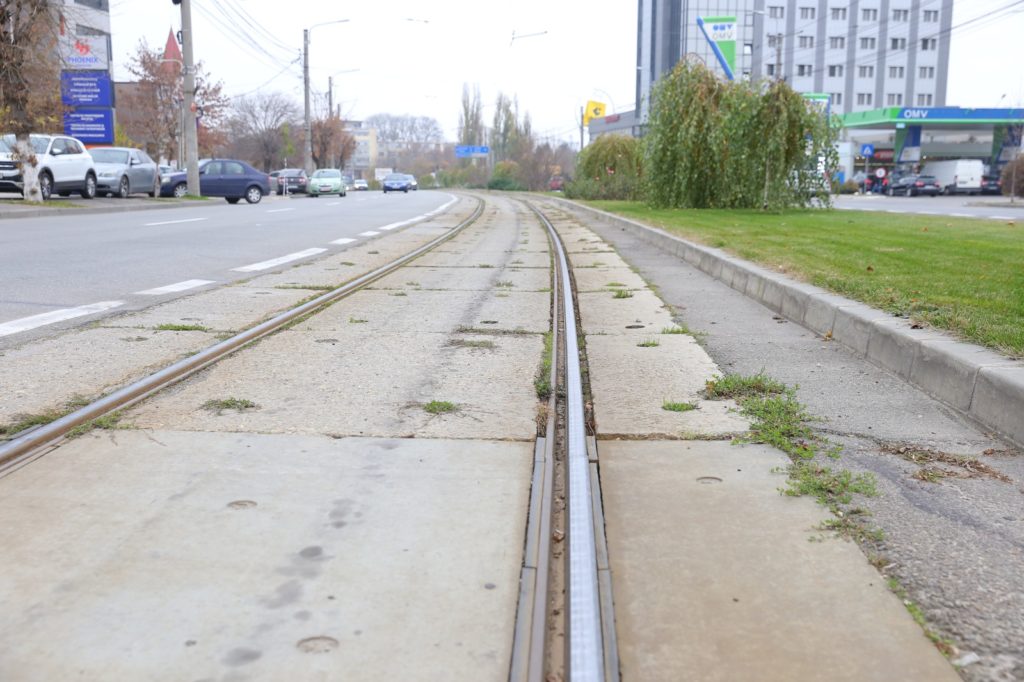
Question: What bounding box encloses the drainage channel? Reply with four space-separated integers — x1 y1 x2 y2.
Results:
510 200 619 682
0 198 484 475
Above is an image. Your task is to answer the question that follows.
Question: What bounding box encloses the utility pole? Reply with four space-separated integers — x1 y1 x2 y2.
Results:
179 0 200 195
328 76 333 119
579 106 584 151
302 28 312 174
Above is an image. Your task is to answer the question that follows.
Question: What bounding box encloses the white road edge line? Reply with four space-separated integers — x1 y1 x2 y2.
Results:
0 301 125 338
231 248 327 272
135 279 216 296
331 238 356 245
950 213 972 218
359 231 381 236
144 217 207 227
990 216 1015 220
266 208 294 213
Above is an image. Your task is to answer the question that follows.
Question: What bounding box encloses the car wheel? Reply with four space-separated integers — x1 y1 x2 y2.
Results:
226 198 240 204
173 182 187 198
244 185 263 204
340 191 345 197
39 172 53 201
117 176 129 199
80 173 96 199
403 188 408 193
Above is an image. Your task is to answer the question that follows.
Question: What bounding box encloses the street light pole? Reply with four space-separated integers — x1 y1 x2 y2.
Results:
179 0 200 196
303 20 350 175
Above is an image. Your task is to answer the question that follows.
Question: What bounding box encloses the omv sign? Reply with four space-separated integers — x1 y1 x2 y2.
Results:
900 109 930 119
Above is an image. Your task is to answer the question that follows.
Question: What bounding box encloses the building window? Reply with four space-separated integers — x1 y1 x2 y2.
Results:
893 9 909 21
829 36 845 49
891 37 906 50
862 8 878 21
889 65 905 78
919 66 935 78
743 42 753 55
921 37 937 50
797 64 813 77
800 7 816 19
857 93 873 106
858 65 875 77
74 0 110 9
860 37 876 49
923 10 939 22
766 64 776 76
831 93 843 106
799 36 814 48
828 64 844 77
831 7 847 20
768 6 784 19
887 93 903 105
917 93 934 106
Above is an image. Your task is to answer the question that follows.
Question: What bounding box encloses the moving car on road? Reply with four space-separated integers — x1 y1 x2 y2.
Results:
404 174 418 191
0 133 97 200
276 168 308 195
382 173 412 193
308 168 347 197
90 147 159 198
887 174 941 197
981 175 1002 195
353 178 368 191
159 159 270 204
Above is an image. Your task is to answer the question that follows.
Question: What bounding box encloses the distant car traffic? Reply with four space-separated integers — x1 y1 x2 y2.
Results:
887 174 941 197
980 174 1002 195
404 174 418 191
341 174 355 191
308 168 347 197
382 173 412 193
353 178 368 191
276 168 307 195
90 147 159 198
0 133 97 200
159 158 270 204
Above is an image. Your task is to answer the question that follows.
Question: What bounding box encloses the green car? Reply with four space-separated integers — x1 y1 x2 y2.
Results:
308 168 346 197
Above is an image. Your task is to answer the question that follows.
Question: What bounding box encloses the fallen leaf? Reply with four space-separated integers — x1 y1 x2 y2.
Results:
866 265 875 272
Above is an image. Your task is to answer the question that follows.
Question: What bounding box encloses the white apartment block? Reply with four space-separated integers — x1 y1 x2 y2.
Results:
636 0 954 119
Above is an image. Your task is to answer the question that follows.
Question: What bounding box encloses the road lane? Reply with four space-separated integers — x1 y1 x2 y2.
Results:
0 192 454 345
833 194 1022 219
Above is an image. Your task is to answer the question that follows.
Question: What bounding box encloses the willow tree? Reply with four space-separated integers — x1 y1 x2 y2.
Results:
644 61 836 209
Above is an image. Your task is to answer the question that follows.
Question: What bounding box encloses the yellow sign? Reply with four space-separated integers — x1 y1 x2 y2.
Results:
583 100 607 125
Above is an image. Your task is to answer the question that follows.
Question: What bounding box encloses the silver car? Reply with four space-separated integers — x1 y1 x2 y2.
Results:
90 147 159 198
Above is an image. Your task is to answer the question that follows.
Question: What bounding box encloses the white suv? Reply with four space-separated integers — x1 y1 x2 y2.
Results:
0 134 98 200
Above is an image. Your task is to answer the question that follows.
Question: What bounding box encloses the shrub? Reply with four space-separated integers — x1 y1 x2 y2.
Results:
1000 155 1024 197
839 179 860 194
565 134 641 200
488 159 525 191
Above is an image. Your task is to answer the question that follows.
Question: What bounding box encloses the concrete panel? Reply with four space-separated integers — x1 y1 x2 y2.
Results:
970 365 1024 447
577 290 674 336
832 304 891 356
0 431 531 681
866 319 947 380
601 440 959 682
909 339 1004 412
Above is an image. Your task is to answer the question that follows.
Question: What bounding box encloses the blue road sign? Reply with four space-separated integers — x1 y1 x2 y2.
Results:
61 70 113 107
455 145 490 158
860 144 875 158
64 108 114 145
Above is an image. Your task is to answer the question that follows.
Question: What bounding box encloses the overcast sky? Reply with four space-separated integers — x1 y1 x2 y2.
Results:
107 0 1024 145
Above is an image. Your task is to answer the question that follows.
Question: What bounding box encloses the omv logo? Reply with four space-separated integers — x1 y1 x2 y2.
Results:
901 109 930 119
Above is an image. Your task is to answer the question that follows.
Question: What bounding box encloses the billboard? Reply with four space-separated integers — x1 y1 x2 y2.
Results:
697 16 737 79
455 145 490 158
60 35 110 71
61 70 113 107
64 108 114 145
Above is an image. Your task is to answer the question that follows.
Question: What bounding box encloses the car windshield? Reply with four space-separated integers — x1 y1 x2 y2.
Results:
917 176 936 182
0 134 50 154
385 174 405 181
282 169 303 177
314 169 341 178
90 149 130 164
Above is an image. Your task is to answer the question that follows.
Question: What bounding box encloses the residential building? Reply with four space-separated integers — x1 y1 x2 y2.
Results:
344 121 378 179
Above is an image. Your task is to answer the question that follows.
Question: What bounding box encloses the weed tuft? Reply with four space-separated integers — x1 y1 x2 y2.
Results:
637 339 660 347
201 398 259 415
661 325 692 335
613 289 634 299
155 323 209 332
535 331 554 399
349 316 368 324
662 401 697 413
423 400 458 415
704 372 786 399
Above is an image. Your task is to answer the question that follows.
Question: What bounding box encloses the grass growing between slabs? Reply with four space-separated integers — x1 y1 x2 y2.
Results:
589 202 1024 356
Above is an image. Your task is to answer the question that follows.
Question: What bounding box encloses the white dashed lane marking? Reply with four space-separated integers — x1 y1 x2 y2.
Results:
331 238 356 245
266 208 294 213
0 301 125 337
144 218 207 227
135 279 216 296
359 231 380 236
232 248 327 272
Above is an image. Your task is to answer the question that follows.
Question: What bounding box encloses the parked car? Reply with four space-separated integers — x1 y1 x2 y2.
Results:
0 133 97 200
549 175 566 191
353 178 368 191
159 159 270 204
90 147 159 198
980 174 1002 195
887 174 941 197
404 174 418 190
308 168 346 197
276 168 307 195
921 159 984 195
382 173 412 193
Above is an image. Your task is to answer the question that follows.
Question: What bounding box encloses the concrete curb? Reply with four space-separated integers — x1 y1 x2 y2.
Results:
550 197 1024 448
0 199 204 221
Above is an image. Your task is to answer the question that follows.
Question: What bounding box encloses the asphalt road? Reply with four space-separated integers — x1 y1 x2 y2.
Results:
833 193 1023 220
0 190 454 346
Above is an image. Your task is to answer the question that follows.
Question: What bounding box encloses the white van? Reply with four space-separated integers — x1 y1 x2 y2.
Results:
921 159 984 195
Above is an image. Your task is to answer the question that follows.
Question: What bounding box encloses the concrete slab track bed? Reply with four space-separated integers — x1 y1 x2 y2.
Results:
0 193 974 680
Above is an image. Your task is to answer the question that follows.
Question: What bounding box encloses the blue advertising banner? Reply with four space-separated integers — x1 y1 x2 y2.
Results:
61 70 113 107
64 108 114 145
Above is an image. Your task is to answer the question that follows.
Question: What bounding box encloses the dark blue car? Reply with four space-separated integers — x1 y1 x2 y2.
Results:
381 172 412 193
159 159 271 204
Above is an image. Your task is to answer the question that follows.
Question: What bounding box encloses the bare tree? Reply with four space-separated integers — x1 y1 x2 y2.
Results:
365 112 443 170
0 0 63 201
310 92 356 170
458 83 484 147
231 91 299 171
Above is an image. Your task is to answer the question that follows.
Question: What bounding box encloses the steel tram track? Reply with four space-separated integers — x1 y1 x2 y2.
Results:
0 194 620 682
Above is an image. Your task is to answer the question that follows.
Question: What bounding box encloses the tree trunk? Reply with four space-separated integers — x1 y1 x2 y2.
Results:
15 135 43 202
